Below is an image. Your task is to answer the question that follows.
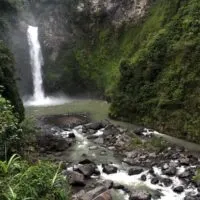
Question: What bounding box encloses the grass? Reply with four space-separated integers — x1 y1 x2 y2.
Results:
0 155 71 200
130 135 168 151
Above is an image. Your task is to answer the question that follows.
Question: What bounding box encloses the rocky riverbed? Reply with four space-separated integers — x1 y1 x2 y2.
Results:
35 114 200 200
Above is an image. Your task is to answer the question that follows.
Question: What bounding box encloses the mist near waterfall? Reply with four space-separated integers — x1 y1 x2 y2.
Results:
23 25 69 107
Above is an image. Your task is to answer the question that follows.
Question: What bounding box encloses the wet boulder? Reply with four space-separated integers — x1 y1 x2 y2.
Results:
102 164 118 174
79 159 94 165
134 128 145 136
140 175 147 181
161 178 173 187
173 186 184 193
162 163 169 171
84 122 104 131
163 166 177 176
113 183 125 190
37 134 72 152
68 132 76 138
66 171 85 186
151 177 159 185
103 180 113 189
178 170 192 179
128 167 144 175
129 190 151 200
179 158 190 166
94 137 104 144
77 164 96 178
103 125 120 137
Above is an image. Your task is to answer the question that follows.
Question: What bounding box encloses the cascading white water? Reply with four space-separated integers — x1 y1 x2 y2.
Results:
24 25 68 106
27 26 45 101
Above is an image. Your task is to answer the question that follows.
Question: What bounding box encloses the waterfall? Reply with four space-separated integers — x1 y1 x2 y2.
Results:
24 25 68 106
27 25 45 101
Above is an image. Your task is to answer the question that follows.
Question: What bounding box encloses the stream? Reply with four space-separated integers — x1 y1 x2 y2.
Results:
35 111 200 200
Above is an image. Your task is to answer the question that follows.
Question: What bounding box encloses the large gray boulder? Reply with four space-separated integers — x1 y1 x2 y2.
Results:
128 167 144 175
102 164 118 174
77 164 96 177
66 171 85 186
163 166 177 176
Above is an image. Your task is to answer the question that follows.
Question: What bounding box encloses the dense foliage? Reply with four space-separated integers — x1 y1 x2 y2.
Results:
0 42 24 121
0 95 20 159
0 155 71 200
110 0 200 142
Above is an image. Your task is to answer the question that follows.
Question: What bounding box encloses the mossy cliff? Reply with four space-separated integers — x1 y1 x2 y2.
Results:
109 0 200 142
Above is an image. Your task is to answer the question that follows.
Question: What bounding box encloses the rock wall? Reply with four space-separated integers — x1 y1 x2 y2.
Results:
27 0 150 96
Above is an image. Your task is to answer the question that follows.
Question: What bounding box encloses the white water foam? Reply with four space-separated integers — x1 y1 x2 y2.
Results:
97 165 198 200
24 25 68 107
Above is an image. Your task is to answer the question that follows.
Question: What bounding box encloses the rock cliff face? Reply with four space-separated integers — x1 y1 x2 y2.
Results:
27 0 150 95
32 0 150 56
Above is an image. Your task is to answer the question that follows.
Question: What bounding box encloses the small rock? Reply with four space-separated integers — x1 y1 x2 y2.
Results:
163 167 176 176
68 132 76 138
108 146 115 150
162 163 169 170
103 180 113 189
141 175 147 181
151 177 159 185
93 168 101 176
149 168 155 175
179 158 190 166
94 138 104 144
113 183 125 189
149 153 156 159
84 122 104 131
173 186 184 194
179 170 191 179
134 128 144 136
161 178 173 187
171 153 179 160
102 164 118 174
88 129 96 135
128 167 144 175
79 159 93 164
89 146 98 150
100 151 106 155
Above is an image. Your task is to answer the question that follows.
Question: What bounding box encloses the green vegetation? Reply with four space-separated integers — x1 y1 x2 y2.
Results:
0 155 71 200
0 42 24 121
0 95 20 159
131 136 168 151
0 93 71 200
110 0 200 142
